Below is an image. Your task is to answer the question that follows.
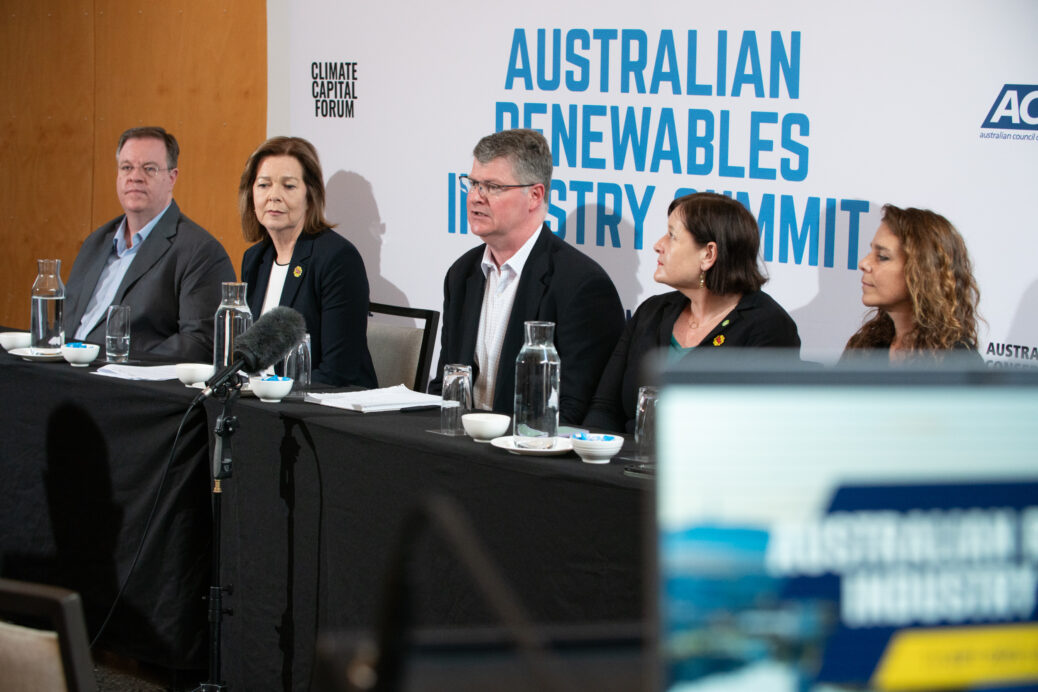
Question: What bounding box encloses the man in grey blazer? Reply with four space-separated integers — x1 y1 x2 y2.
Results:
64 127 235 363
429 129 624 424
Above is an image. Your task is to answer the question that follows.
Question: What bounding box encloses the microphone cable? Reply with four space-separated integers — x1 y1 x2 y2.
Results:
89 307 304 649
89 399 200 650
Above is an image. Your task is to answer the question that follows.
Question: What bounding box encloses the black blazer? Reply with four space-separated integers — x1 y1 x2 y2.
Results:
429 225 625 424
63 199 236 362
583 290 802 433
241 229 377 388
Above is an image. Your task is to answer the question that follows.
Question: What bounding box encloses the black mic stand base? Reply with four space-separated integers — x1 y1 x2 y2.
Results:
194 384 240 691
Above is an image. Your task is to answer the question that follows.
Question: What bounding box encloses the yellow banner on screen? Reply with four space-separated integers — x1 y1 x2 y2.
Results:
872 623 1038 690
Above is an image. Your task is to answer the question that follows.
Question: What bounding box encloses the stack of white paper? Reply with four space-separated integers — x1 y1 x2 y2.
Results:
93 364 180 381
305 385 444 412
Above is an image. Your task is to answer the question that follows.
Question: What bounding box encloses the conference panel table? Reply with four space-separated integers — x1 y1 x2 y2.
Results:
215 397 649 690
0 349 648 690
0 354 211 669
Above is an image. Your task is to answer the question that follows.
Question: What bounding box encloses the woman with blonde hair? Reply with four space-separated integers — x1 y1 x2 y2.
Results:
845 204 980 359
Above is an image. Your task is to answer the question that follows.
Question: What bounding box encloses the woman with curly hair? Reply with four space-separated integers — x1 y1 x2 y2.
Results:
844 204 980 360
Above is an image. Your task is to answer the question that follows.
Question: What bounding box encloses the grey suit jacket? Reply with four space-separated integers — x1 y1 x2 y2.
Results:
63 200 236 362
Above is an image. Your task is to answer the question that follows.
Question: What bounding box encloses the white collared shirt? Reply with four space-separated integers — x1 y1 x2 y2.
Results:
472 229 541 410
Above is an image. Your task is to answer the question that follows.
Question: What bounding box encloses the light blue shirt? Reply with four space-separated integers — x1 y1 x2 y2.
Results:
74 203 170 340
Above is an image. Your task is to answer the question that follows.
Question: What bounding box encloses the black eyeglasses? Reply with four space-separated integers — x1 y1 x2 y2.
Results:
459 175 536 198
117 163 170 178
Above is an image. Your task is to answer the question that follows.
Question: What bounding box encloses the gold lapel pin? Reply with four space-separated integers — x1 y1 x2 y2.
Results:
293 265 303 278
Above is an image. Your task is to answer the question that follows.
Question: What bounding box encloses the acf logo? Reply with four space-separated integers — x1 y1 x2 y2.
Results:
982 84 1038 130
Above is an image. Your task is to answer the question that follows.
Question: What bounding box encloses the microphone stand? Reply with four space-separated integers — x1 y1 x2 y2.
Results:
196 377 242 691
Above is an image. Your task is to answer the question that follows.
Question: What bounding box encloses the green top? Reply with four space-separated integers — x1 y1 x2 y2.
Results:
669 334 695 359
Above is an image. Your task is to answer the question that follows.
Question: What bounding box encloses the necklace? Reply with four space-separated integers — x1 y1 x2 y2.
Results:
686 297 739 332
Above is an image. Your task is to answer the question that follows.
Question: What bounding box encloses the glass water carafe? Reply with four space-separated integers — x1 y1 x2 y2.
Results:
513 321 561 449
213 282 253 370
30 259 65 354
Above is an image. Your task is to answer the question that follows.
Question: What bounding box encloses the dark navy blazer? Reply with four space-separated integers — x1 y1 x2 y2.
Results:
429 225 625 424
583 290 802 433
241 229 377 388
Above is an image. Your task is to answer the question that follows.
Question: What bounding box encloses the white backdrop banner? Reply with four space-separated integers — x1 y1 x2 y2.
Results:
268 0 1038 366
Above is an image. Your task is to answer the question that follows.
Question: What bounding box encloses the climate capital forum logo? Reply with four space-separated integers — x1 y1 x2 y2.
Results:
311 61 358 118
979 84 1038 140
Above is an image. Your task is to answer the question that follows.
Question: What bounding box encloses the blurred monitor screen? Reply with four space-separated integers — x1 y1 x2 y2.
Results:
655 352 1038 692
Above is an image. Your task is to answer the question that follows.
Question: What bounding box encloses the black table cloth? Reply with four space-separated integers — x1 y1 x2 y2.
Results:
0 355 210 669
214 402 648 690
0 349 648 689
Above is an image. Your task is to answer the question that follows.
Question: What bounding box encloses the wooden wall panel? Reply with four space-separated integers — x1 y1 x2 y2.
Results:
0 0 264 330
92 0 265 260
0 2 95 328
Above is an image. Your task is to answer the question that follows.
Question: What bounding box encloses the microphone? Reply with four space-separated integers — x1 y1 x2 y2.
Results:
194 306 307 403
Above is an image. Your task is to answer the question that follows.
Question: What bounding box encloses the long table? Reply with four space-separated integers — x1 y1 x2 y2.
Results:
0 355 211 669
0 351 648 689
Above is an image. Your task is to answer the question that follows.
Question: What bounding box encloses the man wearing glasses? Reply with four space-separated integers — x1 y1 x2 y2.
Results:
430 128 624 424
64 126 235 362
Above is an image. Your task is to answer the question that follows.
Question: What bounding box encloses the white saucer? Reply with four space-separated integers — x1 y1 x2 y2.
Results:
10 347 64 362
490 436 573 456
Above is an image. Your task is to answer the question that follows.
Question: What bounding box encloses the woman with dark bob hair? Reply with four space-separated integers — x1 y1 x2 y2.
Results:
583 192 800 433
239 136 377 387
844 204 980 359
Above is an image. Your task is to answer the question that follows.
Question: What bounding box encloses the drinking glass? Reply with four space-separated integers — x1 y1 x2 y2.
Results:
281 333 312 399
440 364 472 436
105 304 131 363
633 385 658 467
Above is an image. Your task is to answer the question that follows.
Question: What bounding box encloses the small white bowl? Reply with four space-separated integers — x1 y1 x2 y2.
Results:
0 331 31 351
176 362 216 385
249 375 293 402
60 342 100 367
570 433 625 464
461 413 511 442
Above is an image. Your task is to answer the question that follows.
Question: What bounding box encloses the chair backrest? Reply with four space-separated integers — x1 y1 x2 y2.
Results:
367 303 440 391
0 578 97 692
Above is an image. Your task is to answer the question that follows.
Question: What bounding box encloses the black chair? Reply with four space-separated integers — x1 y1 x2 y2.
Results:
367 303 440 391
312 496 645 692
0 578 97 691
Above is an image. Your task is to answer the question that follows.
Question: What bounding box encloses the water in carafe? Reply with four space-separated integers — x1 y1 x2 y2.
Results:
513 321 561 449
30 259 65 353
213 282 253 369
